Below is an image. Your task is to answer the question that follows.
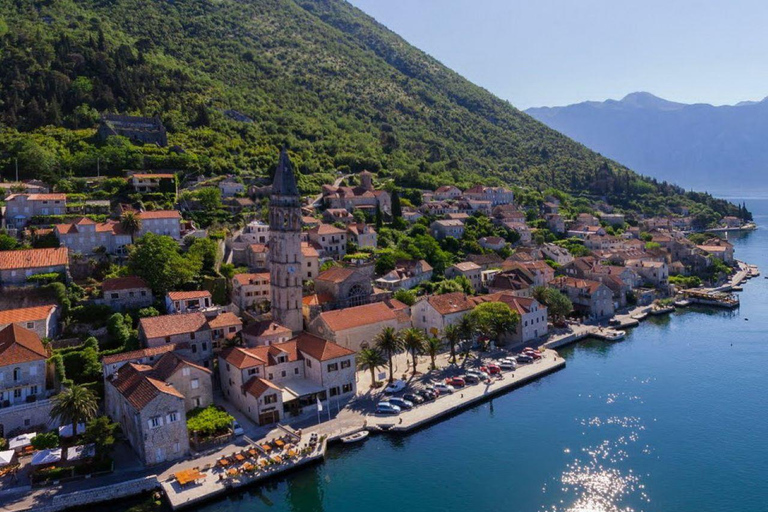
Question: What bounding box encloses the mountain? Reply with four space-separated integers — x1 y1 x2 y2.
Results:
527 92 768 192
0 1 740 218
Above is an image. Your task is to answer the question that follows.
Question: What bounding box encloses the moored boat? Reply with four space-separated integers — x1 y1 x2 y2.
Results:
341 431 370 444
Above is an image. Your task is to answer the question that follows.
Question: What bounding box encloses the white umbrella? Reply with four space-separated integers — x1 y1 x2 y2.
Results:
8 433 36 451
0 450 15 467
58 423 86 438
31 448 62 466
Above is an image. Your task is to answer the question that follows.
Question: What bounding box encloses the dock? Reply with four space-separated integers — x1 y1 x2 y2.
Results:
367 351 565 432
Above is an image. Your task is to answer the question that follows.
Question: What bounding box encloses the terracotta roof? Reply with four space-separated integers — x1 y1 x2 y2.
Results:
426 292 474 315
102 276 150 292
302 293 334 306
137 210 181 220
0 304 56 325
248 244 268 253
309 223 346 236
0 248 69 271
295 332 355 361
220 346 268 369
232 273 270 287
318 301 398 331
471 292 538 316
139 312 208 339
150 351 212 379
101 343 184 365
242 320 292 338
167 290 212 301
242 376 282 398
109 363 185 410
206 312 242 329
0 324 48 365
550 276 605 294
301 242 319 258
452 262 481 272
132 173 175 179
316 266 357 284
5 193 66 201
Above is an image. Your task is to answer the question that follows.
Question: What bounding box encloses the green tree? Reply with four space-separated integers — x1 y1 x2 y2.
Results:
374 326 403 383
443 323 461 364
393 288 416 306
357 347 387 388
391 189 402 218
425 336 442 370
188 237 219 274
83 416 118 461
0 233 18 250
51 385 99 439
468 302 518 345
401 327 425 374
120 211 142 243
195 187 222 211
128 233 202 294
31 432 60 450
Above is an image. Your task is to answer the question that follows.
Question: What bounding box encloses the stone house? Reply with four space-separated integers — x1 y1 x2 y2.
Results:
346 223 377 249
55 218 132 256
101 276 154 311
4 194 67 228
101 344 184 380
129 173 176 193
0 325 50 408
463 185 514 206
627 260 669 288
218 177 244 198
146 352 213 411
0 305 59 340
541 243 573 266
321 171 391 213
433 185 462 200
136 210 182 240
503 221 532 244
246 244 269 271
550 276 614 319
411 292 474 336
314 266 374 310
207 312 243 350
545 213 566 234
430 219 465 240
242 321 293 347
0 248 69 286
323 208 355 225
138 312 214 368
105 363 188 466
307 224 347 260
479 236 506 251
696 238 734 265
445 262 483 292
308 300 411 351
231 273 271 311
467 253 504 271
219 333 355 426
165 291 214 314
375 259 433 291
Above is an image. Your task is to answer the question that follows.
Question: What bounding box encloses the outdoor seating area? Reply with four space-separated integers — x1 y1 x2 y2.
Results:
212 433 316 483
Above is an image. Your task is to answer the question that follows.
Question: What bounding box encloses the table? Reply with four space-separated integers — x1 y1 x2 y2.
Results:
261 444 272 452
175 468 205 486
248 449 258 457
235 454 245 462
275 439 285 447
227 468 238 477
218 458 230 467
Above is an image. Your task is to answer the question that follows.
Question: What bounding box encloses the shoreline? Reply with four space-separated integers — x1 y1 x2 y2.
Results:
4 260 758 512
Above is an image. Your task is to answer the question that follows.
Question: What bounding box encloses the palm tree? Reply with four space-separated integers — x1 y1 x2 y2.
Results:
51 384 99 437
443 324 461 364
120 211 142 243
401 328 426 374
374 326 403 382
425 336 442 370
457 315 476 365
357 348 387 388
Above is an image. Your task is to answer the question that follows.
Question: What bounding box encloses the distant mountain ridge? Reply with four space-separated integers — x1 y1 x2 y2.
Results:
526 92 768 192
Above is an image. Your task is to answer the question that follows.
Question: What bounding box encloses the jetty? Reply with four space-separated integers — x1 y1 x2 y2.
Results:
682 289 740 309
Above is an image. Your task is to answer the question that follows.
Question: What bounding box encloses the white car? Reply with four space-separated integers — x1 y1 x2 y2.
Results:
385 380 407 394
232 421 244 436
433 383 455 394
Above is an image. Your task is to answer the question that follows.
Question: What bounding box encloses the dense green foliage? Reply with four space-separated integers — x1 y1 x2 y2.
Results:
186 406 234 437
0 0 743 218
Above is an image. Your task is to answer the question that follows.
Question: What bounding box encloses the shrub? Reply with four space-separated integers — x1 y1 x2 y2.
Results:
69 304 114 324
31 432 60 450
187 406 234 437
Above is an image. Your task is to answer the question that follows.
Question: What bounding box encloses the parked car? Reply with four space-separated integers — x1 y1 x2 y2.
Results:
433 383 455 394
445 377 466 387
523 347 543 359
232 420 244 436
424 385 441 397
385 380 407 394
376 402 401 415
387 397 414 410
462 374 480 384
498 361 516 370
416 389 437 401
480 365 501 375
403 393 424 404
516 354 534 364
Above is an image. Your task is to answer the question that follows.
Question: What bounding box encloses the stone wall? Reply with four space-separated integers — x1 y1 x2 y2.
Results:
35 476 159 512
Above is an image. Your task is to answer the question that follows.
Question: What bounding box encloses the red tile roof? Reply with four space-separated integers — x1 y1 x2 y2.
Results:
167 290 212 301
101 343 184 365
207 312 242 329
232 273 270 287
242 320 292 338
0 304 56 325
137 210 181 220
0 324 48 365
472 292 538 316
318 301 398 331
309 223 346 235
426 292 474 315
294 332 355 361
109 363 185 410
139 312 208 339
0 248 69 271
316 266 356 284
242 376 282 398
5 193 66 201
102 276 150 292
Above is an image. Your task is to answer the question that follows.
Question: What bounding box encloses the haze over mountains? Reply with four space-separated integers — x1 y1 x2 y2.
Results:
526 92 768 193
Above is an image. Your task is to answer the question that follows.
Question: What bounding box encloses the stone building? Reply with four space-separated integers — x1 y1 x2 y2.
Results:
98 114 168 147
231 273 271 311
0 304 59 340
307 224 347 260
0 325 50 407
308 300 411 352
0 248 69 286
411 292 474 336
136 210 182 240
101 276 154 311
138 312 214 368
4 194 67 228
165 291 214 314
219 333 355 426
269 150 304 334
55 218 132 256
314 266 374 310
375 259 433 291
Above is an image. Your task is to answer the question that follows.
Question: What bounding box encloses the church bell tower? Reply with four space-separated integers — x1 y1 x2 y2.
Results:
269 148 303 333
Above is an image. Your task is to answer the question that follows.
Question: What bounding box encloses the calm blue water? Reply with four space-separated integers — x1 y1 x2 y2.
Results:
189 200 768 512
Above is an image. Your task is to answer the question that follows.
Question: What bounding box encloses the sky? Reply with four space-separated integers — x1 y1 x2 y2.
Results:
347 0 768 109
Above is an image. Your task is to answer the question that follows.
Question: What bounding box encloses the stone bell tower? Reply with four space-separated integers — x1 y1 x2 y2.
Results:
269 148 303 333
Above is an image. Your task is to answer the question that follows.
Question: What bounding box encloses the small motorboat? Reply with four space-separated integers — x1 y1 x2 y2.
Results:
341 431 370 444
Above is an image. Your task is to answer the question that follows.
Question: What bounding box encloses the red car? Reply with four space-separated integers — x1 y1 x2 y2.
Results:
480 365 501 375
445 377 466 387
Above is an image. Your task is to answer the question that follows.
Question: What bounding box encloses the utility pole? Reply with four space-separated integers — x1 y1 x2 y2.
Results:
97 157 100 178
14 158 18 182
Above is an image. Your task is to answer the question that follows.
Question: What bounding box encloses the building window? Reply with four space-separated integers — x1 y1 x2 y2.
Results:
306 359 312 368
193 397 201 408
281 370 286 378
327 363 338 372
342 383 353 393
329 387 339 397
182 367 190 376
167 411 179 423
202 342 207 351
341 360 351 369
14 389 22 399
26 322 34 329
190 332 196 340
29 385 38 395
268 373 273 380
248 368 257 376
149 416 162 429
264 394 277 405
165 336 171 344
294 367 300 375
13 368 20 382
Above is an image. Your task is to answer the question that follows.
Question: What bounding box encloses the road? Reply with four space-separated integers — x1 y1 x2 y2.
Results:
310 174 351 207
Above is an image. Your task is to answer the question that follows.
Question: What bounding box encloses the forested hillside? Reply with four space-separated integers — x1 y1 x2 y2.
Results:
0 0 740 218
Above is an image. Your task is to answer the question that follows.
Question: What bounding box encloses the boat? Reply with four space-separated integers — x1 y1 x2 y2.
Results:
341 431 369 444
674 299 691 307
603 330 626 341
631 312 648 321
